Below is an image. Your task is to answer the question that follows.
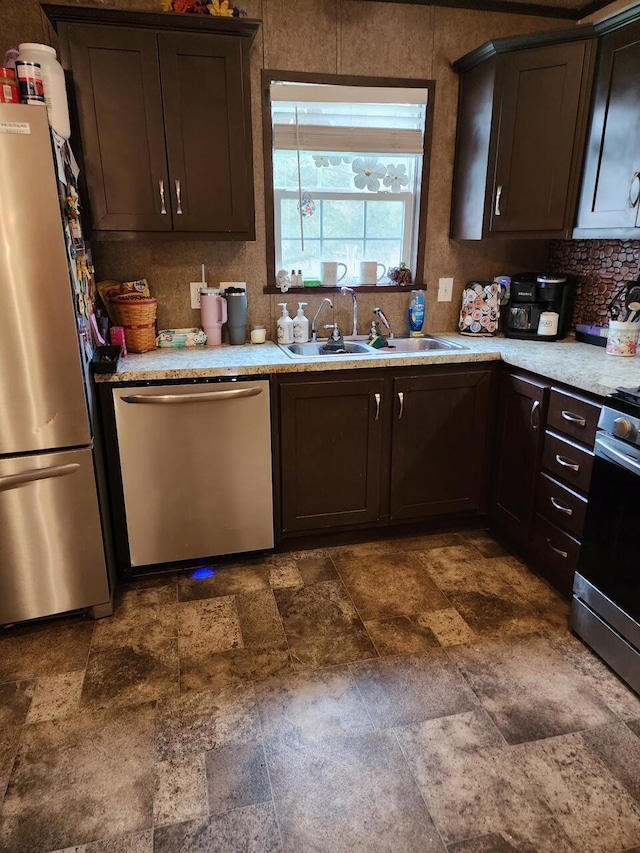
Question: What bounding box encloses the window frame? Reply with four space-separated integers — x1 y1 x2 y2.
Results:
262 70 436 289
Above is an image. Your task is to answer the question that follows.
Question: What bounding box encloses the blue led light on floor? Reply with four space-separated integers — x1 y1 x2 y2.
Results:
191 567 216 580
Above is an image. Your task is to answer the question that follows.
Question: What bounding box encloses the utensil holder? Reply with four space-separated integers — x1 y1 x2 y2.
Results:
606 320 639 357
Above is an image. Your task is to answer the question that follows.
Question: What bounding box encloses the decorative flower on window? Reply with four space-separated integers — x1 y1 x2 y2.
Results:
352 157 386 192
383 164 409 193
163 0 246 16
312 155 343 168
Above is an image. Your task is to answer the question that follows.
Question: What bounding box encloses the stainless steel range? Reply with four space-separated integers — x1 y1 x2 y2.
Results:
572 386 640 696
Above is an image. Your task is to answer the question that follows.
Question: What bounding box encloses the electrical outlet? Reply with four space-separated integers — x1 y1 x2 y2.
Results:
190 282 203 310
438 277 454 302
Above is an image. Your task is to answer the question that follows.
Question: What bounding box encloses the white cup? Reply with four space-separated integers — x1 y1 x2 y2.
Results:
360 261 386 285
250 326 266 344
537 311 559 336
321 261 347 287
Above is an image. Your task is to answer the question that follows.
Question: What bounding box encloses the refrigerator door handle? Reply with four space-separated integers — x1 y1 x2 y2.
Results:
0 462 80 492
121 388 263 405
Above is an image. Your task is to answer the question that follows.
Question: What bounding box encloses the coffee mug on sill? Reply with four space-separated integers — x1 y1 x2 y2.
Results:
359 261 386 285
321 261 348 287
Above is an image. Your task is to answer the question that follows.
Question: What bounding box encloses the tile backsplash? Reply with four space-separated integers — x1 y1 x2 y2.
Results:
549 239 640 328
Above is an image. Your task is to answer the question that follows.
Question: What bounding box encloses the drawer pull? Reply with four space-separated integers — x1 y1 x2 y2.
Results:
374 392 381 421
550 496 573 516
561 410 586 427
530 400 540 431
159 180 167 215
495 184 503 216
555 454 579 472
397 391 404 420
546 539 568 559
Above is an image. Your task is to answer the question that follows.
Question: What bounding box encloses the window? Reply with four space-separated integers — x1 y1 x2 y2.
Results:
265 76 433 286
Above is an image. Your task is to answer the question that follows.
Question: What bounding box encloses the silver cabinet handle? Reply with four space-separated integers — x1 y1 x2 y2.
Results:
374 392 381 421
550 496 573 516
628 171 640 208
530 399 540 431
397 391 404 419
121 388 262 405
0 462 79 492
159 180 167 214
546 538 568 559
495 184 503 216
555 454 579 472
561 410 586 427
175 179 183 214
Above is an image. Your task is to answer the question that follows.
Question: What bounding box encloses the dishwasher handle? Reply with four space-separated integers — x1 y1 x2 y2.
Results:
121 387 263 405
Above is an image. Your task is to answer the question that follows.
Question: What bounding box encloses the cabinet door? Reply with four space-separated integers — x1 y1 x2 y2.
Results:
490 41 590 233
68 25 171 232
576 23 640 232
389 370 492 521
490 373 548 547
158 32 254 236
279 378 384 534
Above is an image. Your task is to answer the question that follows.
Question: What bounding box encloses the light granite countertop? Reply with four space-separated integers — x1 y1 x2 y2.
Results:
95 334 640 398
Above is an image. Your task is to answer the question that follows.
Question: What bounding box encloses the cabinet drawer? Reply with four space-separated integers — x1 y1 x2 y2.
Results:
531 513 580 596
543 431 594 493
548 389 600 446
536 473 588 539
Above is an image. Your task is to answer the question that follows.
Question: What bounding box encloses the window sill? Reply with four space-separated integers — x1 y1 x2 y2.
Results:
262 284 421 294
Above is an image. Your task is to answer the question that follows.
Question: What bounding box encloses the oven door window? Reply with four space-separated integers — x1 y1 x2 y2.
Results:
579 436 640 622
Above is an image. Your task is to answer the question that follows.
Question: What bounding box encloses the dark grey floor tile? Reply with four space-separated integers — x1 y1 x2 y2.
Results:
92 601 177 651
81 638 179 710
0 620 93 684
451 634 617 744
177 562 272 602
333 552 450 620
518 732 640 853
179 641 292 694
351 650 479 728
236 590 286 647
274 579 363 640
178 597 242 656
266 730 445 853
153 754 208 828
395 711 572 852
0 681 34 727
116 578 177 609
364 616 439 657
288 626 377 672
457 530 509 558
481 556 570 630
0 703 155 853
205 742 271 816
152 802 281 853
26 672 84 724
49 828 154 852
156 684 260 762
255 667 374 746
581 723 640 805
293 554 338 585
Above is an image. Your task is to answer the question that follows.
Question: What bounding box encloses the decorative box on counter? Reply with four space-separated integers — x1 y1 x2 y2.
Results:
156 328 207 348
458 281 499 336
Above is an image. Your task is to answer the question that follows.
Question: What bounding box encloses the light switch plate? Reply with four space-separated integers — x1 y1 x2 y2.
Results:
438 277 454 302
190 282 203 310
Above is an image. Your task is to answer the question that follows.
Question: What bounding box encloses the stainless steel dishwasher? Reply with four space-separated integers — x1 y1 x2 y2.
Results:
112 379 274 566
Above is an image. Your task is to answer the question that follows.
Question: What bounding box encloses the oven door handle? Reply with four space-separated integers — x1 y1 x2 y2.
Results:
595 434 640 476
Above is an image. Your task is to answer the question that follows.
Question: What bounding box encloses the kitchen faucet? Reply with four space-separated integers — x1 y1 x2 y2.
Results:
373 306 394 339
340 286 358 337
312 298 334 341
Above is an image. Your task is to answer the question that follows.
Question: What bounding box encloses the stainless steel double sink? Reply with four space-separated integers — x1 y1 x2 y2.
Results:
280 336 466 359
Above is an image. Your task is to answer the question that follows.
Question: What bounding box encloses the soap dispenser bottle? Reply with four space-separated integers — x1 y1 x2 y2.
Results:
293 302 309 343
277 302 294 344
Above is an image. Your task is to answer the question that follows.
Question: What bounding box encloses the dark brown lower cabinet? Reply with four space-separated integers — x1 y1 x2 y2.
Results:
279 376 384 534
390 370 492 521
490 372 549 548
277 366 494 537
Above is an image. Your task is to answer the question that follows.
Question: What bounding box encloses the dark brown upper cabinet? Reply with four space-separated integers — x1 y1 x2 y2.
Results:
451 31 596 240
46 5 258 239
574 20 640 238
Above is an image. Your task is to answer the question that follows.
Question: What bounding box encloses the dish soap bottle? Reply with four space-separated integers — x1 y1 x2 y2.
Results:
409 289 425 337
277 302 294 344
293 302 309 343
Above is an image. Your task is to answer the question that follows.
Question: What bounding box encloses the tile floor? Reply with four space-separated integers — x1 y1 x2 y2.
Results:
1 530 639 853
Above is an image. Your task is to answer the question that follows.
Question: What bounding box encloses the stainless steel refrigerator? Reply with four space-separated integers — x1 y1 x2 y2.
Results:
0 104 112 625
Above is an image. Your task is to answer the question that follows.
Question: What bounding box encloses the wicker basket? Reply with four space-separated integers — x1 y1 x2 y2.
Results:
111 294 157 353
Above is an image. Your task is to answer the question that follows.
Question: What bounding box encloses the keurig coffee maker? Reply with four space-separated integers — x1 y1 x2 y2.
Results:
505 273 573 341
